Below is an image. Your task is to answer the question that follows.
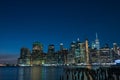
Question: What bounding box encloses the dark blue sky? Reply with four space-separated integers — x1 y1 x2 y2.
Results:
0 0 120 63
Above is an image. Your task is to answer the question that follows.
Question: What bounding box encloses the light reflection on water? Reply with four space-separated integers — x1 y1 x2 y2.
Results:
30 66 63 80
1 66 120 80
0 66 63 80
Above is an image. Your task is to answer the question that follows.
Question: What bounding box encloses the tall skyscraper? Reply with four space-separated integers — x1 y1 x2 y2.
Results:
75 38 81 58
31 41 44 65
85 39 89 64
60 43 64 51
18 47 31 66
70 41 76 54
95 33 100 50
113 43 117 53
46 44 57 64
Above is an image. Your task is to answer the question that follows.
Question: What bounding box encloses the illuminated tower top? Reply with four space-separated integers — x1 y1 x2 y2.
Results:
77 38 80 42
60 43 64 51
32 41 43 51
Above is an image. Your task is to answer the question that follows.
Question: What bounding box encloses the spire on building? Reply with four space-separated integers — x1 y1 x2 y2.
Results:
77 38 80 42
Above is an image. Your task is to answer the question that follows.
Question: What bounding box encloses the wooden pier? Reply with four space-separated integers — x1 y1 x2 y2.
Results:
60 66 120 80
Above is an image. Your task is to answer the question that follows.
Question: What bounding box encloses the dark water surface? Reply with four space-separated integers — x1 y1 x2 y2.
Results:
0 66 63 80
0 66 120 80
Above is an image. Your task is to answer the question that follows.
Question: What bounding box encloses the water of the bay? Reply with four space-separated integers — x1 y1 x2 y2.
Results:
0 66 63 80
0 66 120 80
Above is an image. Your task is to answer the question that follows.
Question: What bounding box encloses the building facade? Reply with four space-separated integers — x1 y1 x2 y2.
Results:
18 47 31 66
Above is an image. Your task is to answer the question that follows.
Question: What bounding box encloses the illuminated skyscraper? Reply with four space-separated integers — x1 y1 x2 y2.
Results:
95 33 100 50
85 39 89 64
75 38 81 58
18 47 31 66
32 41 43 54
67 41 76 64
60 43 64 51
31 41 44 65
113 43 117 53
68 38 86 63
92 33 100 50
46 44 56 64
70 41 76 55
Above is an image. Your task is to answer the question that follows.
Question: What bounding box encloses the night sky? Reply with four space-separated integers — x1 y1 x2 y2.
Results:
0 0 120 64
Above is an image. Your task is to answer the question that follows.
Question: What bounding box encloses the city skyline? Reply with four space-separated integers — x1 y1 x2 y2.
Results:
0 0 120 63
0 36 119 64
